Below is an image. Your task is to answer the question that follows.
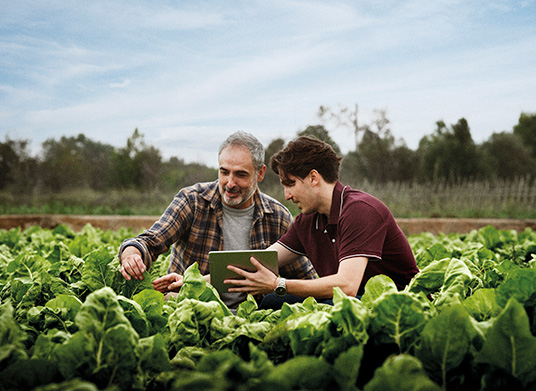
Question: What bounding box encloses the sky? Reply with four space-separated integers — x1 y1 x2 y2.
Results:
1 0 535 168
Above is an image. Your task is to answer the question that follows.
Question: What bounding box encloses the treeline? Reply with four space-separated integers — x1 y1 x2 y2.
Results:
0 129 217 194
1 109 535 198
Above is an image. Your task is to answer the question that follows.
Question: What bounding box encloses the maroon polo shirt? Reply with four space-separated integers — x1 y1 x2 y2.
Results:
277 181 419 294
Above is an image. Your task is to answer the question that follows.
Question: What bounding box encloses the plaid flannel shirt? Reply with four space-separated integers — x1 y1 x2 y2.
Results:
119 180 316 280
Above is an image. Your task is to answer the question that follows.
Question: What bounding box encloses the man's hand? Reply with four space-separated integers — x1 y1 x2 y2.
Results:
152 273 184 293
225 256 277 295
120 246 146 280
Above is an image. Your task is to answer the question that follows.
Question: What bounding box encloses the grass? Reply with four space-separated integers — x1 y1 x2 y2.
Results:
1 177 535 219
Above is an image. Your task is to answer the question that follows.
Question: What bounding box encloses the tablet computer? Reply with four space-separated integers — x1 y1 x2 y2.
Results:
208 249 278 293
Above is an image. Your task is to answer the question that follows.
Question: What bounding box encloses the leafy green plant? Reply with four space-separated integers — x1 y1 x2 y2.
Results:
1 224 536 390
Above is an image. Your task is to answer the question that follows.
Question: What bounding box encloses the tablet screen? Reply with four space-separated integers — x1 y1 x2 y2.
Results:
208 249 278 293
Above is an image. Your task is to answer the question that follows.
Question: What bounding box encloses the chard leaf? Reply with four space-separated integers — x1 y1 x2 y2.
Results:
81 247 118 292
463 288 501 321
45 294 83 322
415 243 452 268
415 303 478 389
0 301 28 367
137 333 171 377
168 298 225 351
286 311 331 356
369 291 430 352
118 295 149 338
475 298 536 387
210 320 272 350
333 344 363 390
265 355 338 390
361 274 398 306
133 289 168 334
74 287 132 338
58 288 141 389
433 258 474 307
93 323 140 390
495 268 536 308
177 263 232 316
363 354 441 391
408 258 450 295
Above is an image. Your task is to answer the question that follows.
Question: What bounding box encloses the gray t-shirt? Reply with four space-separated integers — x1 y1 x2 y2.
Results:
220 203 255 309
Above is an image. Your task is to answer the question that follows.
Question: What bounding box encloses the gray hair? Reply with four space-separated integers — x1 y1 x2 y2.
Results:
218 131 265 171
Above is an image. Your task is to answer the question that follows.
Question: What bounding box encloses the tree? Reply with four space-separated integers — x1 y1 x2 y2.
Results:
260 137 286 195
112 129 163 189
40 134 114 191
318 103 361 150
0 137 37 192
480 132 536 179
417 118 484 182
513 112 536 158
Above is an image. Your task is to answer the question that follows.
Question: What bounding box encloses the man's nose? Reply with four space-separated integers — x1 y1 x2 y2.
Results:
284 187 292 200
227 175 237 188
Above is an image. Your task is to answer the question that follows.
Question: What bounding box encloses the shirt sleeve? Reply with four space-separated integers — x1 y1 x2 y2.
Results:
118 191 193 268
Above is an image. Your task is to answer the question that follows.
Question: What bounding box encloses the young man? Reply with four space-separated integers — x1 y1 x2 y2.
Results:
226 136 419 308
118 131 316 309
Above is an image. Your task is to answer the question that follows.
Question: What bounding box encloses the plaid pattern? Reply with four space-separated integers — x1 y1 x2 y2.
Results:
119 181 316 280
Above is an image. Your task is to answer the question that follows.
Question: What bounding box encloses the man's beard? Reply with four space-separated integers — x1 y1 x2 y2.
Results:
220 183 256 208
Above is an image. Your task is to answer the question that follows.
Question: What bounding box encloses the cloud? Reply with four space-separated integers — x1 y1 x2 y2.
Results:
1 0 535 166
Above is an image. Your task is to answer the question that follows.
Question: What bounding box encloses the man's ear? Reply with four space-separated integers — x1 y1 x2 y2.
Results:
309 169 321 186
257 165 267 182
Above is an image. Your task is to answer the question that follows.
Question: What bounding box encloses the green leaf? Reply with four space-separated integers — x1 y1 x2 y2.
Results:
408 258 450 295
176 263 232 316
363 354 441 391
265 355 338 390
74 287 132 338
333 344 363 390
0 301 28 369
168 298 226 351
433 258 474 306
286 310 331 356
463 288 501 321
495 268 536 308
0 358 61 391
361 274 398 307
133 288 168 334
475 298 536 387
415 243 452 268
369 291 430 352
415 303 478 389
118 295 149 338
80 247 118 292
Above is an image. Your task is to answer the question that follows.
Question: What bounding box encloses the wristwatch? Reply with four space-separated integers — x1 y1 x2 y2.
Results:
275 277 287 297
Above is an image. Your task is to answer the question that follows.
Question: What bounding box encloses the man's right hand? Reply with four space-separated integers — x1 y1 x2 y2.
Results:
152 273 184 293
120 246 146 280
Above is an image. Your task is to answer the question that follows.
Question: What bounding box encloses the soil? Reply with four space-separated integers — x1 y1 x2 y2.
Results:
1 215 536 236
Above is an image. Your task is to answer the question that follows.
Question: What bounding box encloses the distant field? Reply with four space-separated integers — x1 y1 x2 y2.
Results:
1 178 535 219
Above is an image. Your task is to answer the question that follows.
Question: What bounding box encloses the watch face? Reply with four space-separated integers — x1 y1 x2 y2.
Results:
275 286 286 297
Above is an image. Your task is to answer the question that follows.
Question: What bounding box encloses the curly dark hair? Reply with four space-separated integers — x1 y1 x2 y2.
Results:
270 136 342 185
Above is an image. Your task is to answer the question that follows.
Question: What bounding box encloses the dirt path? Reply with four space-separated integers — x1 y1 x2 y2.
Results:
1 214 535 235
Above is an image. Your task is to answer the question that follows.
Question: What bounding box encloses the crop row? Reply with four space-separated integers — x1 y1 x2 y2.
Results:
0 224 535 390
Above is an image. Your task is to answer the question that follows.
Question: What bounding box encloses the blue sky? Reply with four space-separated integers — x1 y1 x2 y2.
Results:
1 0 535 167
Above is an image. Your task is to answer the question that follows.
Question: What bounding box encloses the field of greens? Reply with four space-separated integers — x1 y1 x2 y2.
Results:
1 224 536 391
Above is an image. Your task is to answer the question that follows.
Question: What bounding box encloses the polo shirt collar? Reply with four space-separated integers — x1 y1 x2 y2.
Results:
328 181 346 225
315 181 346 230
